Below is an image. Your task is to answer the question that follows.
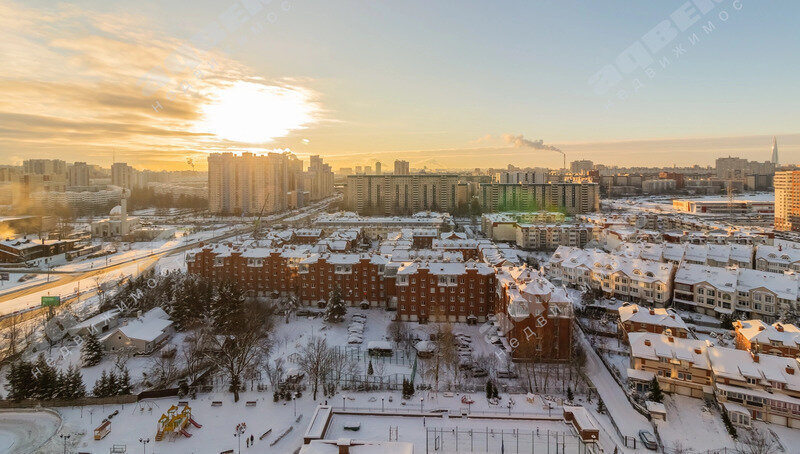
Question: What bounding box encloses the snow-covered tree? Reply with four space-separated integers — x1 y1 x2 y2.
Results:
81 332 104 367
324 287 346 323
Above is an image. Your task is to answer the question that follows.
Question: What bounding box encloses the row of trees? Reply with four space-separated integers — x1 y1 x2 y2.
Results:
5 355 85 400
92 368 133 397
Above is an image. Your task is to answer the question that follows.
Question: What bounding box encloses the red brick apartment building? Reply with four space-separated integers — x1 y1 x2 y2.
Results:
394 261 496 323
297 253 388 307
495 266 573 362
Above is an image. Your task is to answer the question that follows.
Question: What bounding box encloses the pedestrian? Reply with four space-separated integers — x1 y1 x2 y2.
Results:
250 434 254 444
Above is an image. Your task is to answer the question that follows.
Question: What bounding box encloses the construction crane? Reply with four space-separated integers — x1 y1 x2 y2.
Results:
252 193 272 241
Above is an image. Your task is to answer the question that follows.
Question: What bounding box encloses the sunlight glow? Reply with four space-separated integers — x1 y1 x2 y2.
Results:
196 81 318 143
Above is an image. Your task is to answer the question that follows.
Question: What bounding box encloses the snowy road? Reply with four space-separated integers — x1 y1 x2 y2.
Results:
576 325 652 451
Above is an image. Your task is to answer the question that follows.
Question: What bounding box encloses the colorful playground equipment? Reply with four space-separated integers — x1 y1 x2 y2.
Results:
155 404 202 441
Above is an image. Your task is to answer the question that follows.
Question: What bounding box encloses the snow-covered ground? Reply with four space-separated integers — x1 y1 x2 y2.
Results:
655 395 736 452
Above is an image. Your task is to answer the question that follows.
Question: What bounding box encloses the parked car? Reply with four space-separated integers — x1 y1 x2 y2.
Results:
638 430 657 450
471 368 488 378
497 370 518 379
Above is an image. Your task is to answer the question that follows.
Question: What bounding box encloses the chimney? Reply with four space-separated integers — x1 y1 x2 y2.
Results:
751 351 760 363
649 309 655 315
777 324 784 332
670 315 675 320
644 339 652 346
694 348 702 354
668 336 675 343
758 326 765 331
786 366 795 375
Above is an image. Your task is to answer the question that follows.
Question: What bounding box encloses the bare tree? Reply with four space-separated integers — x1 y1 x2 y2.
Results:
669 441 694 454
203 301 274 402
297 336 333 400
327 349 359 392
181 330 209 384
387 319 412 350
146 355 179 388
735 428 780 454
264 357 286 390
431 324 459 393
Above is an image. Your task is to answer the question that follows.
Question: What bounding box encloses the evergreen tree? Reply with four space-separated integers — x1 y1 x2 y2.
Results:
211 280 246 333
5 360 35 400
33 354 57 400
81 332 104 367
107 370 118 396
566 386 574 402
55 369 67 399
93 370 109 397
492 382 499 399
324 287 346 323
66 365 86 398
367 360 374 376
117 367 132 395
648 377 664 403
597 397 606 414
485 379 493 399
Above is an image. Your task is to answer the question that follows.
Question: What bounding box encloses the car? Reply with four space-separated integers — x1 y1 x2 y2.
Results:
638 430 657 450
497 370 518 379
471 368 488 378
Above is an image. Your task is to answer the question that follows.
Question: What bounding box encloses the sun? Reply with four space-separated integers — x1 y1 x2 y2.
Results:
196 81 318 143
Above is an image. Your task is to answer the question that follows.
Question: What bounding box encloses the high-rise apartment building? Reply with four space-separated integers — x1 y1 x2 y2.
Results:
570 160 594 173
68 162 91 187
344 174 460 214
207 152 293 215
306 155 335 201
111 163 145 190
716 156 775 181
493 169 547 184
375 161 382 175
774 170 800 231
394 160 410 175
478 182 600 214
23 159 67 176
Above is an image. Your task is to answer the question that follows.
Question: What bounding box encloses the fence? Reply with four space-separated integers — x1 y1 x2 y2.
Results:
0 394 137 408
425 427 600 454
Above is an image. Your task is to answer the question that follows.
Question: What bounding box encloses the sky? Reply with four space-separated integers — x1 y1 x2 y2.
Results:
0 0 798 170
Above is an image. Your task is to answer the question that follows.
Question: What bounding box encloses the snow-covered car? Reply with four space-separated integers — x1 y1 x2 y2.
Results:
638 430 657 450
471 368 488 378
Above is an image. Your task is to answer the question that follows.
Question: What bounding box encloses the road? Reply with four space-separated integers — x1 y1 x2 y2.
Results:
576 324 652 452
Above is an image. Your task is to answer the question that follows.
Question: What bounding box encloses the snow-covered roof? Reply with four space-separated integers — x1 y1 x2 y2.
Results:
756 244 800 265
396 261 494 276
708 346 800 392
299 439 413 454
674 263 737 289
628 333 711 370
618 304 687 331
551 246 673 284
736 319 800 348
115 307 172 342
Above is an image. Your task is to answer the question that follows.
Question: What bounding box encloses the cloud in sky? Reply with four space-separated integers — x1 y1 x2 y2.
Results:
0 1 321 169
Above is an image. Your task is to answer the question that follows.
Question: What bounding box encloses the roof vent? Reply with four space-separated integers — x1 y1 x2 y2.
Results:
786 366 795 375
758 326 766 331
777 324 785 332
644 339 652 347
668 336 675 343
649 309 655 315
694 348 702 354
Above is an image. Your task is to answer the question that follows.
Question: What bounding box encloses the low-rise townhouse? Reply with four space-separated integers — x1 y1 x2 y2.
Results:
547 246 674 306
627 332 713 398
735 320 800 358
618 304 689 340
755 245 800 273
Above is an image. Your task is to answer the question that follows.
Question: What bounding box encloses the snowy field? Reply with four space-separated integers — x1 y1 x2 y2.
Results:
0 410 61 454
655 395 736 452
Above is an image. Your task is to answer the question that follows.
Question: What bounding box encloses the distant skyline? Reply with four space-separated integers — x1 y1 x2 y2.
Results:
1 0 798 170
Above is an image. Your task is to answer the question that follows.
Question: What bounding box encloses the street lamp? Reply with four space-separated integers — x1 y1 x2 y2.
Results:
342 395 346 411
59 434 70 454
138 437 150 454
293 393 297 417
420 397 424 413
234 422 247 454
381 397 385 412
